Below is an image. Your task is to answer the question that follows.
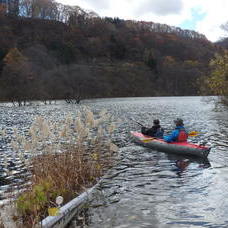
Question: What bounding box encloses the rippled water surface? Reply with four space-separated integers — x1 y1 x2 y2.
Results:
1 97 228 227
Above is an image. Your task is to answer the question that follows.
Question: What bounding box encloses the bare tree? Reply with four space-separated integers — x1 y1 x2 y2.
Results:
0 48 33 105
221 22 228 33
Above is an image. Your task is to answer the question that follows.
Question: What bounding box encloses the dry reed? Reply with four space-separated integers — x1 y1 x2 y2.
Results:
7 106 119 227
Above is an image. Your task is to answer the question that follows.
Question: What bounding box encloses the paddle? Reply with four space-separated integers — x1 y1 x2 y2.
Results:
142 131 200 143
130 118 201 137
142 137 156 143
188 131 201 137
129 118 145 127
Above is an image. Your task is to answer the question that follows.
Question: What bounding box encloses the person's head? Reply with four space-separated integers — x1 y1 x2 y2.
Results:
174 118 184 127
153 119 160 125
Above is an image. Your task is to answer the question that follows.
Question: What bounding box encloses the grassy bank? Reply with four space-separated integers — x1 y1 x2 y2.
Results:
1 107 119 227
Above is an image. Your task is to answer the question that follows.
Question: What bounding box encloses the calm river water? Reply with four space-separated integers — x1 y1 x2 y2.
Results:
0 97 228 228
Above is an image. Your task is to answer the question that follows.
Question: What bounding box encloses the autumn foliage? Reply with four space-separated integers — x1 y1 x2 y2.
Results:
0 0 225 104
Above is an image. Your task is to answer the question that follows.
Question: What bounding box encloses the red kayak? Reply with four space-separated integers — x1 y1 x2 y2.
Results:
130 131 210 158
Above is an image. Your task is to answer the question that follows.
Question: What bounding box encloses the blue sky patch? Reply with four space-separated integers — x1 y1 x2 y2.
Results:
179 8 206 30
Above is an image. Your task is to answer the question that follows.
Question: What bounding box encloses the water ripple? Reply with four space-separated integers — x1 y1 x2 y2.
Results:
1 97 228 228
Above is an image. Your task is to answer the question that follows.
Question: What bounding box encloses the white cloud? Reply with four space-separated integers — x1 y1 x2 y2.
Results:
194 0 228 41
135 0 183 16
56 0 228 42
84 0 110 9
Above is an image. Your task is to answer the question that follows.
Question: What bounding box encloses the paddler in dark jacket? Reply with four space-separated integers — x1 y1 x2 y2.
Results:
141 119 164 138
163 118 188 143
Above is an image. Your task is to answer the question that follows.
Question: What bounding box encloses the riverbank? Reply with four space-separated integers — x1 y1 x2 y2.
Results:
0 107 119 227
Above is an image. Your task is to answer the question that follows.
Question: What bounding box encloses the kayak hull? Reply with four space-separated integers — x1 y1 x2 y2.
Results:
130 131 210 158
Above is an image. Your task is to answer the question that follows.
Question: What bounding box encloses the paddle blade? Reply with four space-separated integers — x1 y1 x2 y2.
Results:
188 131 200 137
142 138 155 143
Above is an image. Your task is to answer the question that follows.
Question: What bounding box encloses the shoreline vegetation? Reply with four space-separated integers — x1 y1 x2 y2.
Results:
0 107 119 227
206 51 228 106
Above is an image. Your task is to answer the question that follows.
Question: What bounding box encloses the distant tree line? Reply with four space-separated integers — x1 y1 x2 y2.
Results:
215 22 228 49
0 0 225 105
1 0 207 40
205 22 228 105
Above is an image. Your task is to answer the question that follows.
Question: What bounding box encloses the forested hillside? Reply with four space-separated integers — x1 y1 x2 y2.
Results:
0 0 224 104
216 38 228 48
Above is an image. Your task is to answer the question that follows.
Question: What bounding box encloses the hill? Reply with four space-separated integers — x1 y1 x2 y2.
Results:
215 38 228 49
0 2 223 104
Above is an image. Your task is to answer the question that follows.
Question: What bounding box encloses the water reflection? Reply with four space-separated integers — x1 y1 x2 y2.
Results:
168 154 211 177
68 146 214 227
175 159 191 172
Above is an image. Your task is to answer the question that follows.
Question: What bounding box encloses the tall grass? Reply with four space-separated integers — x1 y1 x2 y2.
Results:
7 107 119 227
0 218 4 228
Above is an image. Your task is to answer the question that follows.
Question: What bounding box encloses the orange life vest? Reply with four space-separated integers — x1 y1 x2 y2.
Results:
177 129 188 142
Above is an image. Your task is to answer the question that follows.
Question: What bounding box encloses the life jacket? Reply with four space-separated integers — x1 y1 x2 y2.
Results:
177 129 188 142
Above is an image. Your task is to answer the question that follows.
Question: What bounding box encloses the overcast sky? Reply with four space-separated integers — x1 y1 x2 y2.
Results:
56 0 228 42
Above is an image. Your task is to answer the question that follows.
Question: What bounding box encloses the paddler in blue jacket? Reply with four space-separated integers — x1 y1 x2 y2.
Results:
163 118 188 142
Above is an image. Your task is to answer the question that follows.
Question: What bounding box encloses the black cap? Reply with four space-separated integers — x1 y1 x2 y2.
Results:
153 119 160 125
174 118 184 126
